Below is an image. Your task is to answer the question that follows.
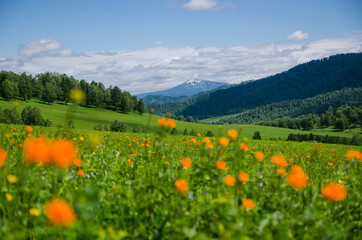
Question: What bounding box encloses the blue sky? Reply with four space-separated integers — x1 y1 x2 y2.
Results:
0 0 361 94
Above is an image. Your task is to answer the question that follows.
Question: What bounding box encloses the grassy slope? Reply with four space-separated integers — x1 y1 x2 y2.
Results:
0 99 358 139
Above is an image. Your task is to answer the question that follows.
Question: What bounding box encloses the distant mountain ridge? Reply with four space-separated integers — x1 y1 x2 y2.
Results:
148 53 362 120
137 79 228 99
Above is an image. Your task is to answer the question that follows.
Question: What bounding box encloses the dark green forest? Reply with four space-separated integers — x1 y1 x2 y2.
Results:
149 53 362 119
212 88 362 125
0 71 146 114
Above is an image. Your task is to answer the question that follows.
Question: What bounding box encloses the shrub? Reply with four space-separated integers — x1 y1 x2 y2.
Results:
252 131 262 140
110 120 127 132
206 131 214 137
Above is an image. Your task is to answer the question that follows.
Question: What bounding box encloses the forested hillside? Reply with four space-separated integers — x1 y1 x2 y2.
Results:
209 88 362 124
150 53 362 119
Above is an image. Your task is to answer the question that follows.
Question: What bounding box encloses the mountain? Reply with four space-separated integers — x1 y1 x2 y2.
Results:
137 79 228 99
149 53 362 119
203 88 362 124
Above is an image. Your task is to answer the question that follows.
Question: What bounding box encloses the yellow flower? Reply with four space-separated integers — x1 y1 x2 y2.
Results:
5 193 13 201
69 88 86 104
29 208 41 216
7 175 18 184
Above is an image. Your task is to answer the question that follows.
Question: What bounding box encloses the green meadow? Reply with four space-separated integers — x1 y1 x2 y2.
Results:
0 99 358 140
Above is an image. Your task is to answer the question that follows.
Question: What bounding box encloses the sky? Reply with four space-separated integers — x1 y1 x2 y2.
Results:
0 0 361 94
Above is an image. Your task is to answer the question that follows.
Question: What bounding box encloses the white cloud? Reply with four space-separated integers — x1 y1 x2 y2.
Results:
1 36 361 94
19 39 62 56
183 0 218 10
155 41 163 45
286 30 309 41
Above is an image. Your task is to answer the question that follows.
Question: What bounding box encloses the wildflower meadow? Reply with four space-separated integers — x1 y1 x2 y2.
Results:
0 114 361 239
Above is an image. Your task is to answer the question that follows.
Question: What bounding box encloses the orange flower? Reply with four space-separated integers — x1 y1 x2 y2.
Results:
175 179 188 195
215 160 226 170
277 168 287 176
227 129 238 139
219 137 229 147
77 170 84 176
158 118 167 126
242 199 255 209
328 162 333 166
164 160 169 165
240 143 249 152
181 157 192 169
254 152 264 162
197 133 201 137
238 172 249 182
23 137 51 165
345 150 360 160
286 165 308 189
272 155 287 167
44 198 76 226
0 147 8 168
73 158 82 167
224 175 236 186
50 140 77 168
321 183 347 202
166 119 176 128
26 126 33 132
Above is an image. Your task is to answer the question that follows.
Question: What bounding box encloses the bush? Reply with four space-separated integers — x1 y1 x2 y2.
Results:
206 131 214 137
21 106 50 127
183 128 188 135
94 124 109 131
170 128 179 135
190 129 197 136
3 108 22 124
252 131 262 140
110 120 127 132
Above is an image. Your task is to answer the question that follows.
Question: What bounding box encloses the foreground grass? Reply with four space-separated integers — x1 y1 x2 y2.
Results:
0 124 361 239
0 99 358 140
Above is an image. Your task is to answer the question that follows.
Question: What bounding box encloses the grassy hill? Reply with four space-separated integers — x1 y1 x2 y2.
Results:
0 99 359 140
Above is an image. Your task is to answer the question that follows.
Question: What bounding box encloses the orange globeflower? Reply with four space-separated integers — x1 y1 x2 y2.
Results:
272 155 287 167
175 179 188 195
240 143 249 152
181 157 192 169
286 165 308 189
23 137 51 165
224 175 236 186
50 140 77 168
158 118 167 126
0 147 8 168
219 137 229 147
166 119 176 128
73 158 82 167
254 152 265 162
216 160 226 170
197 133 201 137
321 182 347 202
345 150 360 161
227 129 238 139
242 199 255 209
277 168 287 176
238 172 249 182
26 126 33 132
77 170 84 176
44 198 76 226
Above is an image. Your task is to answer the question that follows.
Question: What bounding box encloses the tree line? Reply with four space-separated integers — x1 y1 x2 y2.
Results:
0 106 51 127
0 71 146 114
287 133 361 146
256 106 362 131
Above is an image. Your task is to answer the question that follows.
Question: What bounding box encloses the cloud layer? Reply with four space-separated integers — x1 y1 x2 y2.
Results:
19 39 62 56
286 31 309 41
1 37 361 94
183 0 218 10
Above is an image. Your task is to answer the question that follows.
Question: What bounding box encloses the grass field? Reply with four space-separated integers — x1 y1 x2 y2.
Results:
0 99 359 140
0 122 361 239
